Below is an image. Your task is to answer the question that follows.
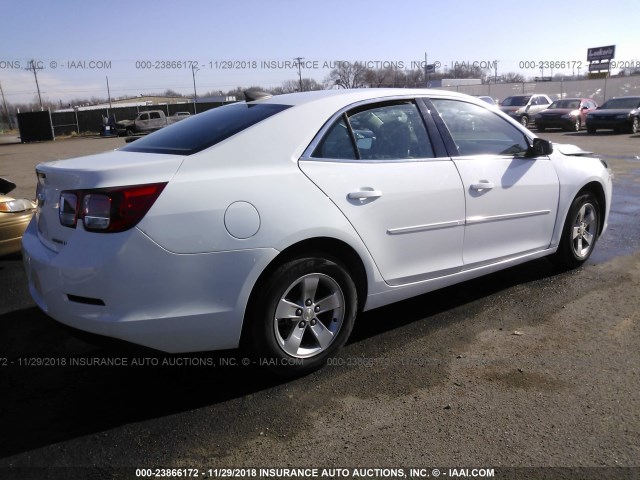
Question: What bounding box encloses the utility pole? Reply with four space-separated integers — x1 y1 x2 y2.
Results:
494 60 499 83
26 60 44 110
191 64 199 113
106 76 113 110
0 80 13 130
424 52 428 86
294 57 304 92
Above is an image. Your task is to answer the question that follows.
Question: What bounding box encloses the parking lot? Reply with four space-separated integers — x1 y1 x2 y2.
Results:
1 130 639 478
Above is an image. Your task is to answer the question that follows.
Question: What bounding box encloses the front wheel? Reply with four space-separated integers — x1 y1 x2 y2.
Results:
630 117 639 134
520 115 529 127
553 193 600 269
567 118 581 132
243 256 358 376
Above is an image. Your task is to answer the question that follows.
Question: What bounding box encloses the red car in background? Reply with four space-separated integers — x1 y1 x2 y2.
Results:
535 98 598 132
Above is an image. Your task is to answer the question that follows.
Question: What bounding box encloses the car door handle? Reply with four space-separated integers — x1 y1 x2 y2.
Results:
347 189 382 200
470 182 495 191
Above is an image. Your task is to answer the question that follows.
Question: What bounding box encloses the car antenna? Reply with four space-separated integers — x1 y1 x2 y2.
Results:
244 90 272 102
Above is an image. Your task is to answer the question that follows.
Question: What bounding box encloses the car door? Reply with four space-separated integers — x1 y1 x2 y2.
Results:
430 98 560 266
527 96 548 117
137 112 150 131
148 111 164 130
299 100 466 286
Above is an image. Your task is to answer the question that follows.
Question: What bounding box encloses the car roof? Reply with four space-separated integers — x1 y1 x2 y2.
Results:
248 88 477 108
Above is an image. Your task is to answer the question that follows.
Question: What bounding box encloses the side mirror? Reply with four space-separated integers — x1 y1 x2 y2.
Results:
527 138 553 157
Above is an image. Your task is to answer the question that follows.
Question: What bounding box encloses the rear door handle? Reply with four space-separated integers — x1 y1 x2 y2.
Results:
470 182 495 191
347 189 382 200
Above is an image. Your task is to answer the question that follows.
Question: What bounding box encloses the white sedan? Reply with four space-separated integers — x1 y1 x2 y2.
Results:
22 89 612 374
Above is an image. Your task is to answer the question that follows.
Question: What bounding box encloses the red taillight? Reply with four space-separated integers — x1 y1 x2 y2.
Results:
59 183 167 233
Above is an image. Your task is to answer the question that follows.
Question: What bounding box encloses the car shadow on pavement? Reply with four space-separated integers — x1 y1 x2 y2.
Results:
0 258 567 459
349 257 563 345
0 307 290 458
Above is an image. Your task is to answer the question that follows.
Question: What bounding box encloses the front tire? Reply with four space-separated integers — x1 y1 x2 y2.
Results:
630 117 639 134
520 115 529 127
553 193 600 269
566 118 581 132
243 255 358 376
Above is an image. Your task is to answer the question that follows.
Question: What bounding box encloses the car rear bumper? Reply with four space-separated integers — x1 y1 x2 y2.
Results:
21 219 279 353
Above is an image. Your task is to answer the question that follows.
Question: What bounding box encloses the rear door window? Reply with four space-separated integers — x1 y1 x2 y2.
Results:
313 101 435 160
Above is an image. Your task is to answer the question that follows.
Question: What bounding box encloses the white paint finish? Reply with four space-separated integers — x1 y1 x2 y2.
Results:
224 201 260 239
300 159 465 285
22 220 278 352
21 88 613 354
452 156 560 265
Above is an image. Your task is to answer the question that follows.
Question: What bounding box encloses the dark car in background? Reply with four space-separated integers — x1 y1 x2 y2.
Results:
500 94 552 127
586 96 640 134
535 98 598 132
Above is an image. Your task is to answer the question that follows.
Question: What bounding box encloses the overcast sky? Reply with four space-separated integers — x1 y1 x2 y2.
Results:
1 0 638 104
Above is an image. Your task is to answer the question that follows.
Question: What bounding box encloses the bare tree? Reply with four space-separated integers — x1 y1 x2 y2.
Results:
327 62 370 88
501 72 525 83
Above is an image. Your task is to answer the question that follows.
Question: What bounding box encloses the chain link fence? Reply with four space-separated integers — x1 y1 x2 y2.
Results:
438 76 640 104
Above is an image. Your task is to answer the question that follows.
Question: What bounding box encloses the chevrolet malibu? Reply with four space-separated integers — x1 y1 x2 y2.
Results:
22 89 612 374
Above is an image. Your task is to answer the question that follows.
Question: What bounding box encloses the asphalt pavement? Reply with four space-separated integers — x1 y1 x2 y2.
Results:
1 130 639 480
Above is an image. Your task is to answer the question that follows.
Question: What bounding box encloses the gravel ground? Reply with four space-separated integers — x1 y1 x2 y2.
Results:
0 130 639 479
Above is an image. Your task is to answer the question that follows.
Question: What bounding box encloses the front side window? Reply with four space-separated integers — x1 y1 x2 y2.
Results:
431 99 530 157
313 101 435 160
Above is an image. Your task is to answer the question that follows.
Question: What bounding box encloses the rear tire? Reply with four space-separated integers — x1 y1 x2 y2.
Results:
552 193 600 269
243 255 358 376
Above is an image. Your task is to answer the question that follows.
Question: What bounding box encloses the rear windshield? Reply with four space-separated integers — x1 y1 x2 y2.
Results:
121 103 291 155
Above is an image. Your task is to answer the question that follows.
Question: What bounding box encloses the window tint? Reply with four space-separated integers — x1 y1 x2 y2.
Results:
432 99 530 157
502 96 530 107
140 113 149 121
312 117 356 159
312 101 435 160
122 103 291 155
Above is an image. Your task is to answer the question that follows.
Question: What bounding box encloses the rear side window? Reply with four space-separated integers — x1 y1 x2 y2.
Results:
313 101 435 160
122 103 291 155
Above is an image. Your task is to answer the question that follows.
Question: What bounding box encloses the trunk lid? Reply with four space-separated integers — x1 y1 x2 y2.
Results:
35 150 183 252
